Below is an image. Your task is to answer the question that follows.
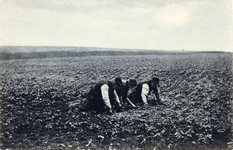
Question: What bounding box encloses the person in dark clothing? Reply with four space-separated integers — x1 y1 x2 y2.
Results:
84 79 122 115
115 78 137 108
129 77 162 105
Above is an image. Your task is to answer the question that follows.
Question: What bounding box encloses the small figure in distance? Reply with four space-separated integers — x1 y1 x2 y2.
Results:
83 79 123 115
129 76 162 106
115 77 137 108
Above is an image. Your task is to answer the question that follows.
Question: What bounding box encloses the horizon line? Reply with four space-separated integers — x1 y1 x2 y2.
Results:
0 45 229 53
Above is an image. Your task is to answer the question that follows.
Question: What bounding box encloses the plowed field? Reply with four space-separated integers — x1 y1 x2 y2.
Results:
0 53 232 150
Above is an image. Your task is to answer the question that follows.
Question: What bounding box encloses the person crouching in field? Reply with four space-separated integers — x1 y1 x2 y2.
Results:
129 76 162 106
83 79 123 115
115 77 137 108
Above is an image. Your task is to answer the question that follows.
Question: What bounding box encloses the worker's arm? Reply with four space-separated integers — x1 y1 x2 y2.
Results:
141 84 149 105
113 90 122 107
101 84 112 109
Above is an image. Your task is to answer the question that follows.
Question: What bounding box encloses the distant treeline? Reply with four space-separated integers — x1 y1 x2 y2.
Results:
0 50 227 60
0 51 164 60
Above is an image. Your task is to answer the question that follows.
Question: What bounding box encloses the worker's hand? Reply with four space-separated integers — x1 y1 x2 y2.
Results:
143 103 149 107
107 108 113 115
142 103 149 109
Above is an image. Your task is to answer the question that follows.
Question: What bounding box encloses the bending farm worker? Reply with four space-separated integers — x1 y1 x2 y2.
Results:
84 79 123 115
129 76 162 105
115 78 137 108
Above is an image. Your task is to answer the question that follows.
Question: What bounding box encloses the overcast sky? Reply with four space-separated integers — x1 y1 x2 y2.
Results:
0 0 232 52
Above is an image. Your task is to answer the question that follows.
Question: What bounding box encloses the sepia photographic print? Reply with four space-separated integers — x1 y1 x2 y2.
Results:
0 0 232 150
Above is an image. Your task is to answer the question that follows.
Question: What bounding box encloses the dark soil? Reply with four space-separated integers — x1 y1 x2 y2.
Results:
0 53 232 150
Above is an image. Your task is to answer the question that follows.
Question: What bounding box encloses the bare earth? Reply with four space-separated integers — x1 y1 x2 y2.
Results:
0 53 232 150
